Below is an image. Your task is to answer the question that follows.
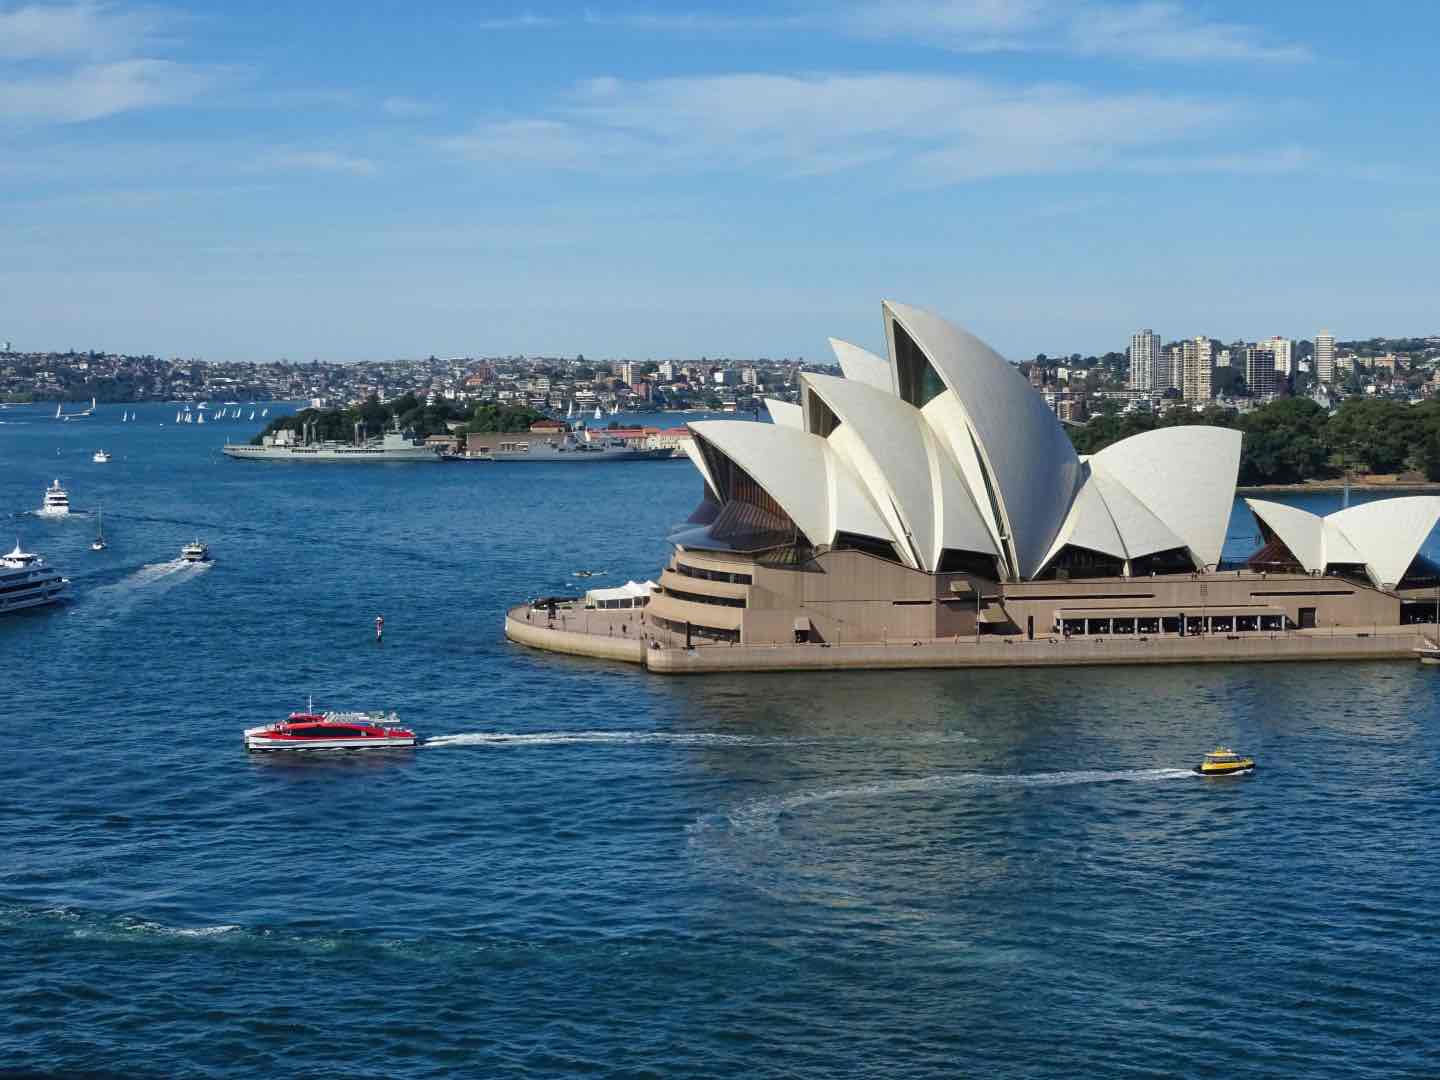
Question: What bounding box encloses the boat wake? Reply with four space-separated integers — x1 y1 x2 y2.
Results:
700 768 1195 840
422 730 977 749
84 558 211 613
688 768 1196 904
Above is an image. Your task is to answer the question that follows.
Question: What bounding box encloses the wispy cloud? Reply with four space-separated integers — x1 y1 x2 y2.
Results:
0 1 173 60
436 72 1241 183
0 58 218 122
382 96 442 118
564 1 1311 64
256 149 378 175
474 11 556 30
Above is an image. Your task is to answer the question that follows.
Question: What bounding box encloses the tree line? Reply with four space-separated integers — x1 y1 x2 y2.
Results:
1070 397 1440 485
251 394 545 445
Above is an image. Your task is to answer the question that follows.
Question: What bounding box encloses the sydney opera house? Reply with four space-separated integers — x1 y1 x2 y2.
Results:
508 301 1440 672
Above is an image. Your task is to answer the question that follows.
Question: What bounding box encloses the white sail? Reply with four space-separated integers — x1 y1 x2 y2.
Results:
594 406 602 419
197 413 205 424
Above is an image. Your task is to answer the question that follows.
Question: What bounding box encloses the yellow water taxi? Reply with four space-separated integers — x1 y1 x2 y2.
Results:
1194 747 1255 777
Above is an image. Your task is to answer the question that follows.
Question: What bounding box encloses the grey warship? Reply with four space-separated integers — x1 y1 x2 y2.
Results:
222 419 440 462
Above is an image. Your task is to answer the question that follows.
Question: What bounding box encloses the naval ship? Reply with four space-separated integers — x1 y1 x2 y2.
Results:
222 419 440 462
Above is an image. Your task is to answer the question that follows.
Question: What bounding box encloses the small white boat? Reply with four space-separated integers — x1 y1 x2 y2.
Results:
1417 639 1440 665
92 507 107 551
93 449 111 463
37 479 70 516
197 413 205 425
181 539 210 562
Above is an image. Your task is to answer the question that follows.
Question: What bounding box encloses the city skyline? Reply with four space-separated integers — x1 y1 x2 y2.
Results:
3 1 1438 362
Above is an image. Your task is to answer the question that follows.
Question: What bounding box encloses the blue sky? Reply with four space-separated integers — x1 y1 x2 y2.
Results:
2 1 1437 363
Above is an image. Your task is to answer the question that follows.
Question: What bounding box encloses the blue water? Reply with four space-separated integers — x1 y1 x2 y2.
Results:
4 403 1440 1078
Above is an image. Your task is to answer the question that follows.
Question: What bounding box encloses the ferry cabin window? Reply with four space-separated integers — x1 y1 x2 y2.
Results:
296 726 362 737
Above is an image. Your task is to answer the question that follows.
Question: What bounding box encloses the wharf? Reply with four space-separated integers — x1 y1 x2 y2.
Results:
505 605 1433 674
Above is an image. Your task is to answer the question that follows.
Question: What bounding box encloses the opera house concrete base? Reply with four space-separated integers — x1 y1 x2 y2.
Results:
505 605 1435 674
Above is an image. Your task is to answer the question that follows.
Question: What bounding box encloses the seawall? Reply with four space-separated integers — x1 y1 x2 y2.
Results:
505 607 1430 674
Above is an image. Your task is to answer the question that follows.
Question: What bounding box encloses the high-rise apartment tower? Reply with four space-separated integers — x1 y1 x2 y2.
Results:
1315 331 1336 383
1182 336 1214 403
1128 329 1161 391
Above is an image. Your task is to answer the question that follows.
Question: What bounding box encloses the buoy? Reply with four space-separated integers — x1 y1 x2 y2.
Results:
375 615 384 642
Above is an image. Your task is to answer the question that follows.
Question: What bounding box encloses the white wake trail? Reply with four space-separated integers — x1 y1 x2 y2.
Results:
422 730 977 749
717 768 1196 837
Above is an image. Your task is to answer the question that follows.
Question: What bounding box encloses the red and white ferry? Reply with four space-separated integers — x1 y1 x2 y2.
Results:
244 708 417 751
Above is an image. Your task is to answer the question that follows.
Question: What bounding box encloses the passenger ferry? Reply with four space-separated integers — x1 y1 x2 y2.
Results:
244 710 417 751
0 542 71 614
37 479 70 516
181 539 210 563
92 450 111 463
1194 747 1256 777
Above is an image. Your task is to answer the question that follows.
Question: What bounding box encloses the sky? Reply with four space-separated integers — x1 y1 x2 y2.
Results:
2 1 1437 363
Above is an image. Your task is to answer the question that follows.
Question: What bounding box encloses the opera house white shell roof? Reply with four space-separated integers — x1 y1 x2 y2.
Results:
1246 497 1440 589
676 300 1429 586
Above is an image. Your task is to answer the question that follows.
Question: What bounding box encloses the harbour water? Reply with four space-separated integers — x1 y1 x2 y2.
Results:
4 403 1440 1077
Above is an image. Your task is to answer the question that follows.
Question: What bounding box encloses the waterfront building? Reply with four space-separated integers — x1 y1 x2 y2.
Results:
1128 330 1161 391
1182 336 1213 403
1315 330 1336 383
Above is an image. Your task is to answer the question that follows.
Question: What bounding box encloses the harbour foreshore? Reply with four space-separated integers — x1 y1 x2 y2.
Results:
505 605 1434 674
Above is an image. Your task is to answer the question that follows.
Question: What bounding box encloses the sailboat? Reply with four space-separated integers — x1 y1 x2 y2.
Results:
594 405 603 420
54 402 62 420
566 400 576 419
175 410 182 423
249 410 255 421
197 413 205 424
91 507 107 551
261 408 269 417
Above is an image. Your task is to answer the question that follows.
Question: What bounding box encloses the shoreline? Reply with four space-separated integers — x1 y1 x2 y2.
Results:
1236 481 1440 494
504 607 1434 675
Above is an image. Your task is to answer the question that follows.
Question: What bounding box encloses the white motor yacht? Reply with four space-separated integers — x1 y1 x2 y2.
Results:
181 539 210 562
93 450 111 463
37 479 70 516
0 541 71 614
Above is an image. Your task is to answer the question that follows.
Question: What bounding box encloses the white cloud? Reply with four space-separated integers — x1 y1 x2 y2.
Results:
568 1 1311 64
382 96 442 118
0 1 172 60
257 149 378 175
1060 2 1312 62
0 59 216 122
437 72 1235 183
474 12 556 30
